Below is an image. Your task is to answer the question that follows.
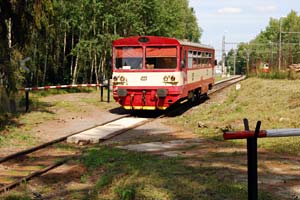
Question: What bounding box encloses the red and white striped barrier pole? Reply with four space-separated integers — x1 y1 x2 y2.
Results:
224 128 300 140
21 84 103 91
223 119 300 200
21 81 111 112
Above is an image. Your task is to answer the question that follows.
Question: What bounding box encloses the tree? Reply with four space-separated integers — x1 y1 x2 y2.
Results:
226 10 300 75
0 0 202 100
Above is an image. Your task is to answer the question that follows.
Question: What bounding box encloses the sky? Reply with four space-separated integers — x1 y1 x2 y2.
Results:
188 0 300 60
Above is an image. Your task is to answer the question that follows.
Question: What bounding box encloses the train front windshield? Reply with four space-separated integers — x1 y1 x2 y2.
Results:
114 47 143 69
114 46 177 70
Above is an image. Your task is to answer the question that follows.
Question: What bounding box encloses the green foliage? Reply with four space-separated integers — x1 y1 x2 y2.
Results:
95 174 113 189
115 185 136 200
255 71 290 79
3 195 31 200
82 148 107 169
80 146 275 199
0 0 201 102
34 87 93 97
227 10 300 76
80 174 88 183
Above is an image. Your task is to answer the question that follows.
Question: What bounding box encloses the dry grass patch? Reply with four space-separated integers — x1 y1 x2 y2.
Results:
167 78 300 154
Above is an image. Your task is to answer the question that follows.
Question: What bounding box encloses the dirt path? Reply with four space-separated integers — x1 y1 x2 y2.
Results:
0 92 124 157
32 92 125 142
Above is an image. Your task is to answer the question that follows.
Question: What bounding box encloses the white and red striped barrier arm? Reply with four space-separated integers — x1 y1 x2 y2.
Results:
224 128 300 140
20 84 104 91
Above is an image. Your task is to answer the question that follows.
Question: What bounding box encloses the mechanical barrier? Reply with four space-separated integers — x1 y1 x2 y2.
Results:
20 80 110 112
223 118 300 200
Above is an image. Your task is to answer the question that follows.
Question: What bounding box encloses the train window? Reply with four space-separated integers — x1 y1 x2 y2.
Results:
192 51 197 68
197 52 201 68
180 48 186 68
114 47 143 69
200 58 204 68
188 50 193 68
146 47 177 69
200 58 208 68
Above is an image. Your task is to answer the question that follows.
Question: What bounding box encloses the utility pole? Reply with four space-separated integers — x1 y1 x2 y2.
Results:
222 35 226 75
280 30 300 67
233 49 237 75
8 18 12 48
270 42 273 69
246 49 250 76
278 19 282 71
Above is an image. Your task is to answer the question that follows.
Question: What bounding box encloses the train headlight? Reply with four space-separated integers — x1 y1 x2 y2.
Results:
170 75 176 82
113 76 118 82
120 76 125 82
163 76 169 82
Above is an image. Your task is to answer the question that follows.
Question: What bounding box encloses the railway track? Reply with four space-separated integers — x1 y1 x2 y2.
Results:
210 75 245 94
0 75 244 194
0 115 131 193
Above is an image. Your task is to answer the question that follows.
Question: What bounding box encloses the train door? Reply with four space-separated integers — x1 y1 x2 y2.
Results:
180 47 187 84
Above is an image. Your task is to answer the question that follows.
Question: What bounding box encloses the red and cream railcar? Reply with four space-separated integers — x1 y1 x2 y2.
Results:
112 36 215 110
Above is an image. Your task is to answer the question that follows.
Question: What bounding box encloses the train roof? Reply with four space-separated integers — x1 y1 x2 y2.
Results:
113 36 214 50
179 40 214 50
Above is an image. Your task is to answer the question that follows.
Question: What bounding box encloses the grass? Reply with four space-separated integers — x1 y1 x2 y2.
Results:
167 78 300 154
32 87 115 111
214 75 230 82
30 87 94 98
53 143 79 151
0 87 116 148
78 146 274 200
1 188 31 200
79 89 117 110
2 78 298 199
0 110 55 147
253 70 300 80
253 71 290 79
2 195 31 200
0 126 36 148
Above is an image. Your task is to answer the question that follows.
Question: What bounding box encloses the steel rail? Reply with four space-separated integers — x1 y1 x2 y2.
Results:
0 157 73 193
213 75 244 86
210 75 245 93
0 115 130 164
0 75 246 193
